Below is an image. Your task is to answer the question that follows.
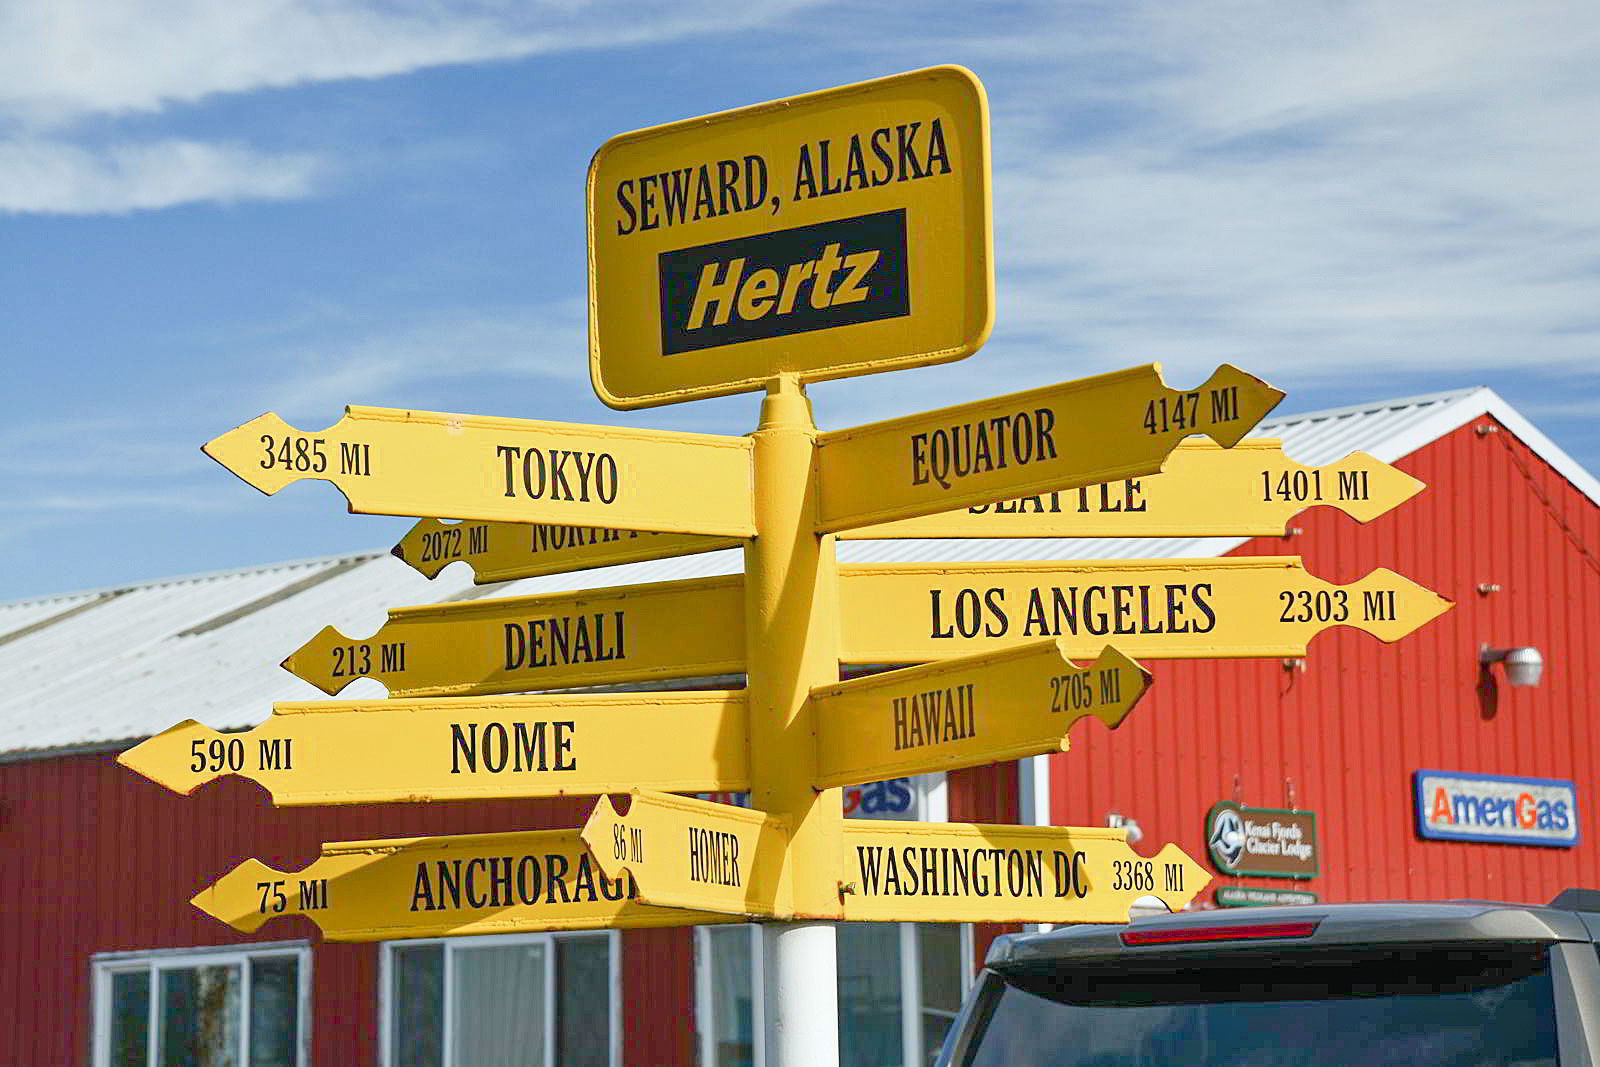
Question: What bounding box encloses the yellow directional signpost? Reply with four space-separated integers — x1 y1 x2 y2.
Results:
282 574 745 697
840 821 1209 923
582 790 790 917
813 363 1284 532
192 827 736 941
838 557 1452 663
811 642 1149 788
393 516 739 583
203 406 755 536
588 65 992 409
844 439 1424 539
118 692 750 805
135 66 1454 1067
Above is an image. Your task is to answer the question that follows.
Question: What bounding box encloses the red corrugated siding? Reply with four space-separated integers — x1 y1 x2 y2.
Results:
621 928 696 1065
948 764 1022 971
1035 418 1600 906
0 753 685 1064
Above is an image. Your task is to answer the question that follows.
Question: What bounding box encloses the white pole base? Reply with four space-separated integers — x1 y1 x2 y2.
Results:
762 920 839 1067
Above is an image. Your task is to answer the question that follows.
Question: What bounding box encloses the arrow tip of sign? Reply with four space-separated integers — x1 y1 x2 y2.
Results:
201 413 300 495
282 626 358 695
192 858 279 933
1147 842 1212 910
1203 365 1286 448
390 519 450 579
117 720 210 794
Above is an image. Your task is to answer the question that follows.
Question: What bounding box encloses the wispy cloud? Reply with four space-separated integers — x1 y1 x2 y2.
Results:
0 0 820 125
249 302 590 421
0 137 319 214
0 0 821 214
899 0 1600 396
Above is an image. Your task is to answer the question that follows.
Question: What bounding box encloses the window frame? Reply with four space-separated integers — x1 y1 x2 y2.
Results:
697 922 975 1067
90 939 313 1067
379 929 621 1067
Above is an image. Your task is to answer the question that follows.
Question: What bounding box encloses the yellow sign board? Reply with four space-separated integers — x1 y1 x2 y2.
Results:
587 65 992 408
840 820 1209 923
392 516 740 584
118 692 750 805
192 827 737 942
203 406 755 536
838 557 1451 662
814 363 1284 533
282 575 745 697
582 791 790 917
843 440 1424 538
811 642 1150 789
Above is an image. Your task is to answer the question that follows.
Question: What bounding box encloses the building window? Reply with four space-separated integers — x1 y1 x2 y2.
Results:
92 941 310 1067
697 926 763 1067
383 931 618 1067
697 922 972 1067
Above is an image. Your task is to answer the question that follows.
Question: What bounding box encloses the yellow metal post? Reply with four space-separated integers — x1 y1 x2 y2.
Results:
744 374 844 1065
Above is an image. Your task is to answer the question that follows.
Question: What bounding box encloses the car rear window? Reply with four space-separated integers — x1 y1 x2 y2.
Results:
957 944 1558 1066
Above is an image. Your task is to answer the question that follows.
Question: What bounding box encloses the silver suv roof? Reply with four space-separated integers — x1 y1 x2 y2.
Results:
988 900 1600 971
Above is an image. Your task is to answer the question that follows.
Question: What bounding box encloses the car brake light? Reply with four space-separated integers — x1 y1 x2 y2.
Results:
1120 920 1321 946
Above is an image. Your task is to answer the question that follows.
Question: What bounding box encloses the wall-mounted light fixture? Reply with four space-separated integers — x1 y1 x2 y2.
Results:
1479 645 1545 688
1107 812 1143 843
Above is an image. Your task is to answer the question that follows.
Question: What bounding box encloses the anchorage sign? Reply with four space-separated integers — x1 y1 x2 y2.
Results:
588 65 992 408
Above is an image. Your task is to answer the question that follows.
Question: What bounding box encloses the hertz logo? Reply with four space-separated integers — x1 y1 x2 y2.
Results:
659 209 909 355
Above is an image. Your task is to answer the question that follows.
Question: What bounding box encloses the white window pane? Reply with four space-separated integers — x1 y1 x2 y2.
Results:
247 956 298 1067
707 927 756 1067
556 936 611 1067
838 924 902 1067
392 944 444 1067
451 943 547 1067
159 964 241 1067
110 970 152 1067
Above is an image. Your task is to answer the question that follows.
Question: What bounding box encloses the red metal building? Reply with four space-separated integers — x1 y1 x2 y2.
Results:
3 386 1597 1065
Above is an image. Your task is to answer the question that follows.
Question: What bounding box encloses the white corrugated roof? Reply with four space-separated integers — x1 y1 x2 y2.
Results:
0 385 1585 758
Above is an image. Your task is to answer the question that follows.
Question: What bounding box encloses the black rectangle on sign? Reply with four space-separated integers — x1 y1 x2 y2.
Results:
659 209 910 356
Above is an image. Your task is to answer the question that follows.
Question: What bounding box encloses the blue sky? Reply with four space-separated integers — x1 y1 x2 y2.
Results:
3 0 1597 602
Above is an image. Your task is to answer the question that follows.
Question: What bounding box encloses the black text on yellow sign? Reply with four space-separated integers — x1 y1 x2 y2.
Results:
118 692 751 806
813 363 1285 532
810 642 1151 789
191 828 739 942
282 575 745 698
842 439 1425 539
393 516 741 583
588 65 992 408
582 791 791 918
839 821 1210 923
837 557 1451 662
202 405 755 536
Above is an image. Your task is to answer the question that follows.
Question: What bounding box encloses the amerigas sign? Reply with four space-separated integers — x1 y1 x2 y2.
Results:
1414 770 1578 847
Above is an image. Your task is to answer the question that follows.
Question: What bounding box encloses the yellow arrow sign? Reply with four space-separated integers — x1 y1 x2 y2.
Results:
841 440 1424 538
282 575 745 697
838 557 1451 662
840 820 1209 923
392 516 740 583
191 828 738 942
118 692 750 805
582 791 790 918
811 643 1150 789
203 405 755 536
813 363 1284 533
